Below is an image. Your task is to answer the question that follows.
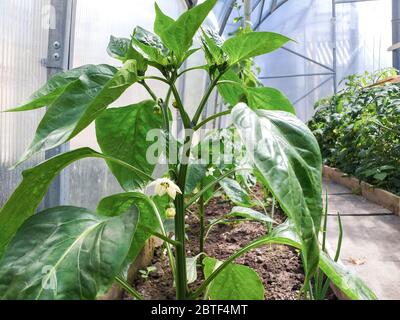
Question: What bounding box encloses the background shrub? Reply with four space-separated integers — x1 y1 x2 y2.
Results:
308 69 400 195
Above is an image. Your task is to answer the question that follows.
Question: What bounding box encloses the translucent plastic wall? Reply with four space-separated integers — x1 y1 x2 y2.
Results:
65 0 189 209
223 0 393 121
0 0 50 206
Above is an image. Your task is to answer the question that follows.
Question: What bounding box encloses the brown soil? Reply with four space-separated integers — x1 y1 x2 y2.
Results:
129 191 327 300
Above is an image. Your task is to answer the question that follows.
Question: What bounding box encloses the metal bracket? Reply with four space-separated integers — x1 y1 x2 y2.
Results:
45 0 75 71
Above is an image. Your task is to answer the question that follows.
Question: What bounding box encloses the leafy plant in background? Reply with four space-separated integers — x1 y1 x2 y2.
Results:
0 1 375 300
309 68 400 195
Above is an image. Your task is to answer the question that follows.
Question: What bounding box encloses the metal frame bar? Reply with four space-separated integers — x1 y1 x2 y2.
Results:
253 0 288 30
43 0 76 208
260 72 335 79
219 0 236 35
281 46 335 72
293 77 334 105
392 0 400 69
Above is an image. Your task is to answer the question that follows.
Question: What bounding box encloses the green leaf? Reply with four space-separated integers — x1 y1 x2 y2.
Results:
228 206 275 224
201 28 227 68
7 65 94 112
246 87 296 114
132 26 170 66
18 61 138 164
107 35 131 60
219 178 253 207
222 31 290 66
217 69 246 106
319 251 377 300
107 36 148 73
203 257 264 300
185 163 208 194
97 192 165 262
186 254 203 285
154 3 175 36
157 0 217 63
0 148 95 257
0 206 138 300
0 147 148 258
232 103 323 281
373 172 387 181
95 100 163 191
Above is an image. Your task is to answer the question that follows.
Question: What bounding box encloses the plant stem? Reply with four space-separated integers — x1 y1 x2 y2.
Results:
115 275 144 300
170 82 192 129
143 76 170 85
143 196 176 278
141 226 181 246
100 154 154 181
140 81 158 101
174 162 189 300
199 181 205 254
192 73 223 126
193 110 231 131
177 65 207 78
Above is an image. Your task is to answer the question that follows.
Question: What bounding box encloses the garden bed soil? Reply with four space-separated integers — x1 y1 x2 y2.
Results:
127 194 335 300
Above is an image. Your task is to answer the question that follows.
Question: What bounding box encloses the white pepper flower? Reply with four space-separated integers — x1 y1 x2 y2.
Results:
206 167 216 177
148 178 182 200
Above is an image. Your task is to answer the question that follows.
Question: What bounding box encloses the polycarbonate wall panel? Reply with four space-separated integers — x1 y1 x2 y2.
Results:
0 0 50 206
65 0 187 209
223 0 392 121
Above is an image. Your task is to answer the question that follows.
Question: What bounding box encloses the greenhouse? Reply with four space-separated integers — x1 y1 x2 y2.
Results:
0 0 398 305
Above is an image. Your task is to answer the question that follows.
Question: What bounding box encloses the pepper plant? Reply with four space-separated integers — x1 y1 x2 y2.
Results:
309 69 400 195
0 1 375 300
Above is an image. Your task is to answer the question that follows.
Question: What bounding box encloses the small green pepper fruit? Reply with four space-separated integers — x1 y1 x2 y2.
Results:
153 105 162 114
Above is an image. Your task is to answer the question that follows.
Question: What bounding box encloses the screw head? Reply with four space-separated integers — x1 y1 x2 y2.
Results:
53 53 60 61
53 41 61 49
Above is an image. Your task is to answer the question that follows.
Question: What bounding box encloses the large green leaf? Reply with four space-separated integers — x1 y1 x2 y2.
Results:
7 65 94 112
231 103 322 280
18 61 138 164
247 87 296 114
0 206 137 300
219 178 253 207
0 147 148 258
319 251 377 300
154 3 175 36
222 32 290 66
203 257 264 300
96 100 163 191
218 73 295 114
157 0 217 63
97 192 166 262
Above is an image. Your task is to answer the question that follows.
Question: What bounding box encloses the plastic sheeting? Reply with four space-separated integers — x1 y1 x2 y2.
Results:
222 0 392 121
0 0 50 206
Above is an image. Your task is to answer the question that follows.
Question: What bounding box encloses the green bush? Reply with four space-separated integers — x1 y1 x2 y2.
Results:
308 69 400 195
